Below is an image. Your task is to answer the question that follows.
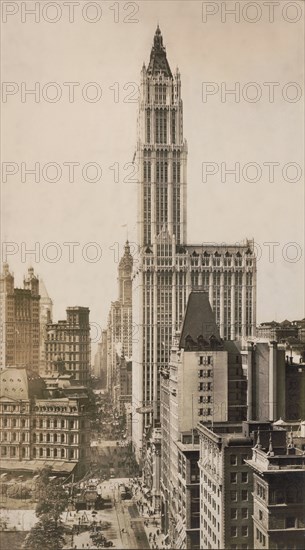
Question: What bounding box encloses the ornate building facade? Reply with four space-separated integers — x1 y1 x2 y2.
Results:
132 28 257 458
39 278 53 376
106 241 133 408
45 307 91 386
0 264 40 373
0 367 90 475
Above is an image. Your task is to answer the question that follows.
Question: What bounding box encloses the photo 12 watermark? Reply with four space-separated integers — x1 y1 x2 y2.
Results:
201 1 303 24
1 1 140 24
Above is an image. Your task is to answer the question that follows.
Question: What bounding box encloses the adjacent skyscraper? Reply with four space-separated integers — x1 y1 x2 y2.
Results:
132 27 257 458
0 264 40 372
106 241 133 407
45 306 91 385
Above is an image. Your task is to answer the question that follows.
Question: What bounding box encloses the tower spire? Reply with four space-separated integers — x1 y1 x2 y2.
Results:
147 26 172 78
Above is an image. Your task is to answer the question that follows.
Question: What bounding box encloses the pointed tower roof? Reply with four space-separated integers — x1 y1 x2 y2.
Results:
119 240 133 269
39 278 52 301
179 291 221 349
1 263 13 278
147 26 172 78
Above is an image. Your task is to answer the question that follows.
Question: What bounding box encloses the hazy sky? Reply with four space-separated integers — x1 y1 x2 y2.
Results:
2 0 304 353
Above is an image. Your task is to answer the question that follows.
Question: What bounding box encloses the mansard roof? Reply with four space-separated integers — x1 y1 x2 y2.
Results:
147 26 172 78
179 291 222 350
0 367 46 400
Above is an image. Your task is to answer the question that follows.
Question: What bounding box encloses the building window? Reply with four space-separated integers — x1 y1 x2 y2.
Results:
230 491 237 501
241 472 248 483
230 473 237 484
241 490 248 501
257 483 266 501
241 508 248 519
230 526 237 537
286 517 296 529
241 526 248 537
230 508 237 519
259 510 263 521
230 454 237 466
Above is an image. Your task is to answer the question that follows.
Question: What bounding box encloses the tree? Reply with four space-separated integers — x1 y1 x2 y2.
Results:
22 516 65 550
34 467 68 521
24 467 69 550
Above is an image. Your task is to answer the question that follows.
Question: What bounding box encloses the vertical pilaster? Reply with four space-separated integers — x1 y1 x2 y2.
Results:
219 272 224 338
230 272 236 340
241 271 247 339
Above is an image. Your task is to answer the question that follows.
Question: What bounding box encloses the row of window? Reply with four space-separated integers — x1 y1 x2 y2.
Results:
231 525 248 537
199 356 213 366
231 508 249 520
198 369 213 378
230 472 248 484
231 490 249 502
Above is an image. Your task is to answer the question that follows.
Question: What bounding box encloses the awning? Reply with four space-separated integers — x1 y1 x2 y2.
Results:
0 460 76 474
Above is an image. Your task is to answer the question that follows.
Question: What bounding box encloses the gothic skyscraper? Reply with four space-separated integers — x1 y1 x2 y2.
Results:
132 28 257 459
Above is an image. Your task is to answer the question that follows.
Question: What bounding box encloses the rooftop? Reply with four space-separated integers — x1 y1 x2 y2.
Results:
179 291 222 350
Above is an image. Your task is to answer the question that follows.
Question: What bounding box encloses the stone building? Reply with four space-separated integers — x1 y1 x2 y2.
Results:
0 366 90 476
160 291 248 548
246 426 305 549
132 27 257 460
45 306 91 386
38 278 53 375
240 338 305 422
197 421 272 550
93 329 107 386
0 264 40 373
106 241 133 407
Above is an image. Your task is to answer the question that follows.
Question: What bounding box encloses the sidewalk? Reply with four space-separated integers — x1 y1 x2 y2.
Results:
130 478 168 550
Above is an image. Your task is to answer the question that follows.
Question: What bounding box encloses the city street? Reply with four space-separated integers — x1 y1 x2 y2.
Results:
63 477 151 549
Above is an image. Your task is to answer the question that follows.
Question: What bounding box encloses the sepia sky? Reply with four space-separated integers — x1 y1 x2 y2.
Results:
1 0 304 352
